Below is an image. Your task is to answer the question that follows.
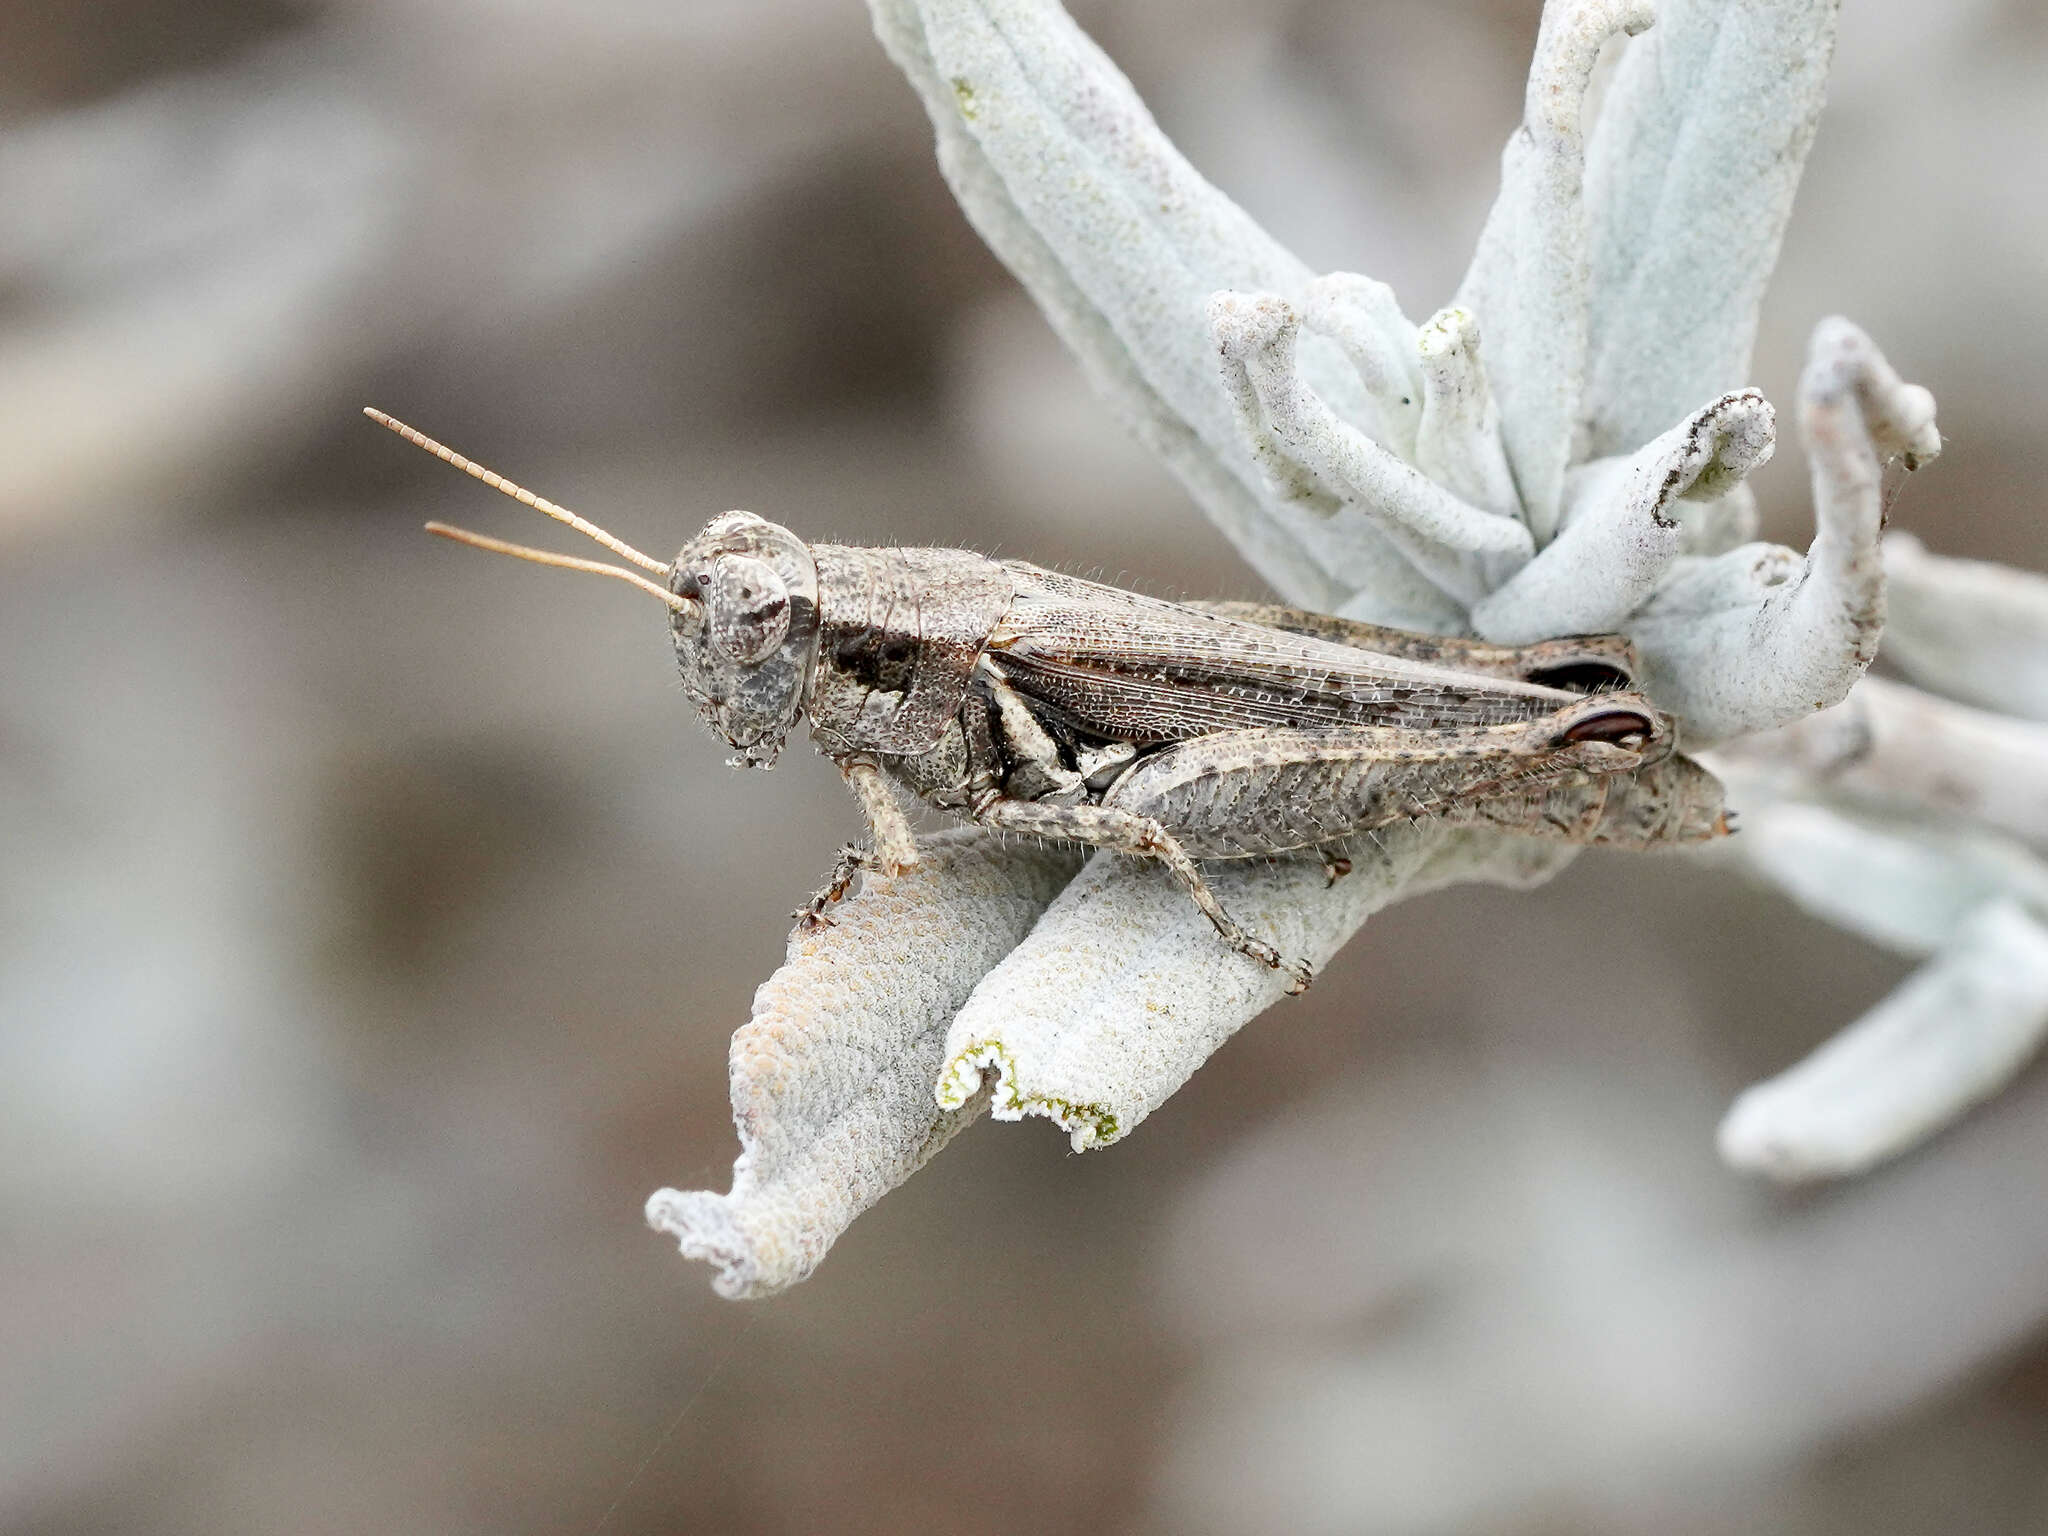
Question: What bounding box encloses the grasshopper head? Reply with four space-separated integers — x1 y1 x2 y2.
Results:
669 512 821 767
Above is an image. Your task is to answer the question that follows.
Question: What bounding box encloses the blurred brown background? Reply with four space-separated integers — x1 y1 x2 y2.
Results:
5 2 2047 1532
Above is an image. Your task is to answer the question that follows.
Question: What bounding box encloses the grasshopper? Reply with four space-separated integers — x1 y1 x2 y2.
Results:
371 409 1727 992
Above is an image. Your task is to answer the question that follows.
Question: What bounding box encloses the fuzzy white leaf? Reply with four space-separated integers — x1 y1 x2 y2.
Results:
1303 272 1425 461
1677 481 1760 557
1719 900 2048 1181
936 828 1573 1150
1883 533 2048 724
1473 388 1775 644
1410 307 1519 520
1209 292 1533 608
1716 676 2048 855
869 0 1447 622
1711 795 2048 957
647 829 1082 1297
1456 0 1654 540
1625 317 1937 744
1581 0 1842 457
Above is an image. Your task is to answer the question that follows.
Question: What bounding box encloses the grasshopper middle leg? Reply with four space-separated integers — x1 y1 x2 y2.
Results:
970 795 1316 994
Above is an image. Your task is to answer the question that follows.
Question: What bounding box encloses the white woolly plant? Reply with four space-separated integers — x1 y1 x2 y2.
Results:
649 0 2044 1299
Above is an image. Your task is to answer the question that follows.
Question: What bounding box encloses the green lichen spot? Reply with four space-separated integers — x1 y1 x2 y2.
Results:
951 77 980 120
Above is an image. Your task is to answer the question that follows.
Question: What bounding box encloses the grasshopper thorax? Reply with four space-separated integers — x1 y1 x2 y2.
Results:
669 512 821 768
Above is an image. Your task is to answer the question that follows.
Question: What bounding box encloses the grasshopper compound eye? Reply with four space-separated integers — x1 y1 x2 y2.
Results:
708 555 792 663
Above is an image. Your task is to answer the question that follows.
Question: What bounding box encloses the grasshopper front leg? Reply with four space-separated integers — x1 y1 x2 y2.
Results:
969 794 1317 994
793 756 920 934
838 755 919 874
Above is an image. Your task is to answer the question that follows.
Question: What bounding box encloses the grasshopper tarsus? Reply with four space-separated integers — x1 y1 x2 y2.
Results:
790 906 837 935
1236 935 1316 994
793 843 874 935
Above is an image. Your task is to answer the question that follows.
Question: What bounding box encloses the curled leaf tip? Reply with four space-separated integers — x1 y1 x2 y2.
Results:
939 1037 1123 1150
648 828 1082 1297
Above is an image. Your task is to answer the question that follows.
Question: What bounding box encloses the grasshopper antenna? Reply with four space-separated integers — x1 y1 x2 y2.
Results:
423 522 696 615
364 406 672 579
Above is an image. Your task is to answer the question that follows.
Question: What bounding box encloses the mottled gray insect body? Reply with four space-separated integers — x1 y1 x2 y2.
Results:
804 545 1016 758
377 412 1726 992
653 513 1724 989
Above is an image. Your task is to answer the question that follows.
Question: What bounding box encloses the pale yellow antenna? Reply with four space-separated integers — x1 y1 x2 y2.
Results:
423 522 695 615
364 406 671 578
